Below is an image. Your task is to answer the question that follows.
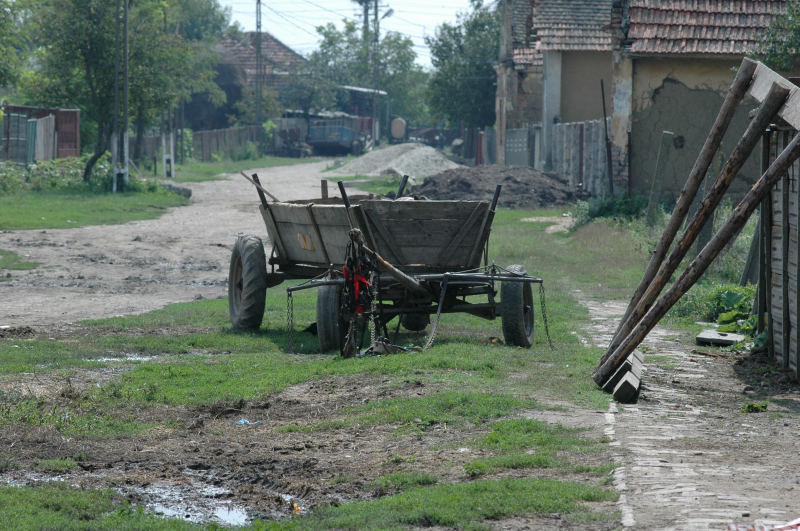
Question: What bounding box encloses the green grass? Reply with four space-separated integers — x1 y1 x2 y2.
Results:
175 155 317 182
464 418 606 477
0 483 200 529
33 458 77 473
294 477 617 529
0 188 189 230
0 248 38 271
371 471 438 494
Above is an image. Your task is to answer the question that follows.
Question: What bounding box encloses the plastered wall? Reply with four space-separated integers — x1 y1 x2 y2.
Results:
561 51 613 123
630 58 759 201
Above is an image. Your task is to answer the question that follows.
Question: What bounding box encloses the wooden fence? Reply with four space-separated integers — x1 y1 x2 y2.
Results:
759 125 800 379
552 118 610 196
193 125 263 161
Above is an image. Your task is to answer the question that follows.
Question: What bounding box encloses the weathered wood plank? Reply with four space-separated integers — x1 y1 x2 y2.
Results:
361 207 408 265
260 205 289 264
748 61 800 130
434 203 487 266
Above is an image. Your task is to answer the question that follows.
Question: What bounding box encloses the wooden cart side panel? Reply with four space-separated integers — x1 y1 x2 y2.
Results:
268 203 332 266
310 205 357 265
359 200 490 268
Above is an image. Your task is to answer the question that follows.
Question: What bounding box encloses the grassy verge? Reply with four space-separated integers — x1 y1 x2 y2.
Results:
175 155 317 182
0 188 189 230
0 248 38 279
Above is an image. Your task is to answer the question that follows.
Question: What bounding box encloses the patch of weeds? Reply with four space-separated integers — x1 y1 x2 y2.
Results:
33 458 77 473
572 463 616 477
351 391 538 432
0 451 17 472
331 474 355 485
385 454 415 465
0 249 38 271
0 483 197 529
645 355 678 370
465 454 558 477
741 401 768 413
303 477 617 529
371 471 437 495
0 396 145 437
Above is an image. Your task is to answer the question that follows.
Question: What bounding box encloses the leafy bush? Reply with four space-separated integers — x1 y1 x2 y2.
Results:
670 282 757 336
233 141 260 161
0 153 159 195
574 194 648 226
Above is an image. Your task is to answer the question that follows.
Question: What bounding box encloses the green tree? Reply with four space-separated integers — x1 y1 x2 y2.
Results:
21 0 228 179
0 0 20 87
426 0 499 127
286 19 428 124
756 0 800 72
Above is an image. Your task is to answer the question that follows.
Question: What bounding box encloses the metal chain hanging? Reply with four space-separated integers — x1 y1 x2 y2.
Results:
539 283 554 349
287 291 295 353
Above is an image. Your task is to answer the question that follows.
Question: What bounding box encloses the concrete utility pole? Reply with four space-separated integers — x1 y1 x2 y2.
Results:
255 0 263 125
372 2 392 144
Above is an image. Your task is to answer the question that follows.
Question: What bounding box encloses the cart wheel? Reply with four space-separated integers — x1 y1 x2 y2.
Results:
400 312 429 331
317 284 344 352
500 265 534 348
228 234 267 330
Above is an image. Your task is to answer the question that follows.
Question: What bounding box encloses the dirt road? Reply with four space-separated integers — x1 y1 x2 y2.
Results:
0 161 330 329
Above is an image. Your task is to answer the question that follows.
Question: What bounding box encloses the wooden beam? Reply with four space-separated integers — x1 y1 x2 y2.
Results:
607 58 758 356
595 131 800 386
603 82 790 363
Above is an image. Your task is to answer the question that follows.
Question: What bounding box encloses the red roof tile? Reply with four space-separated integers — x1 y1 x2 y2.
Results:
628 0 785 55
217 32 306 89
533 0 615 51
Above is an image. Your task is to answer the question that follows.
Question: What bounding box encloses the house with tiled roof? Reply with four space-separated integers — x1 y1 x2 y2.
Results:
217 31 307 94
497 0 786 198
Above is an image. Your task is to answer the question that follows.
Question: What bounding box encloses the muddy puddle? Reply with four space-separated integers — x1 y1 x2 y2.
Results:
0 467 307 527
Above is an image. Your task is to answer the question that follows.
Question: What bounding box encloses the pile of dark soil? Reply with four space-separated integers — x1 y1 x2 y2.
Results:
410 165 589 209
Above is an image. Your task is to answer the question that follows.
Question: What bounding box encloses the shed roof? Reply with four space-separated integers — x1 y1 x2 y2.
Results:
627 0 786 56
217 32 306 76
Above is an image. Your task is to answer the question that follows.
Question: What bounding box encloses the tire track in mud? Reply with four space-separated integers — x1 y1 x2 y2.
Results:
580 295 800 530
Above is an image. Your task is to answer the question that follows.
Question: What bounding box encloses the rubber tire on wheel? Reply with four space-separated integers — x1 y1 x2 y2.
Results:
400 312 429 332
228 234 267 330
316 284 344 352
500 264 534 347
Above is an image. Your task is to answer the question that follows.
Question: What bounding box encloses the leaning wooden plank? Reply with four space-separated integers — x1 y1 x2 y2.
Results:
603 82 790 362
594 130 800 387
605 59 758 360
435 203 487 266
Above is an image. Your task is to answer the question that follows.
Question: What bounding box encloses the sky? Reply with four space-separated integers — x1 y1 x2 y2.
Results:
218 0 480 69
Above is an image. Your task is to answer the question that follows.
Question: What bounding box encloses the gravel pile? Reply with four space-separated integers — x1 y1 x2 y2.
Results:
329 142 461 178
410 165 590 209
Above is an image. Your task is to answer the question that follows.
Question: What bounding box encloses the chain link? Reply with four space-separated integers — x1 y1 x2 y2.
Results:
287 291 295 353
539 283 554 350
423 276 448 351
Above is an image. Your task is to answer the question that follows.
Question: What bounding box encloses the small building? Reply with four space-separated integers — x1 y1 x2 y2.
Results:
1 105 80 165
216 31 307 95
496 0 786 198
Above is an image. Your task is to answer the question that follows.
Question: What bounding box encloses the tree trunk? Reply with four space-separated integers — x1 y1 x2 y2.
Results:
133 107 146 163
83 121 112 183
